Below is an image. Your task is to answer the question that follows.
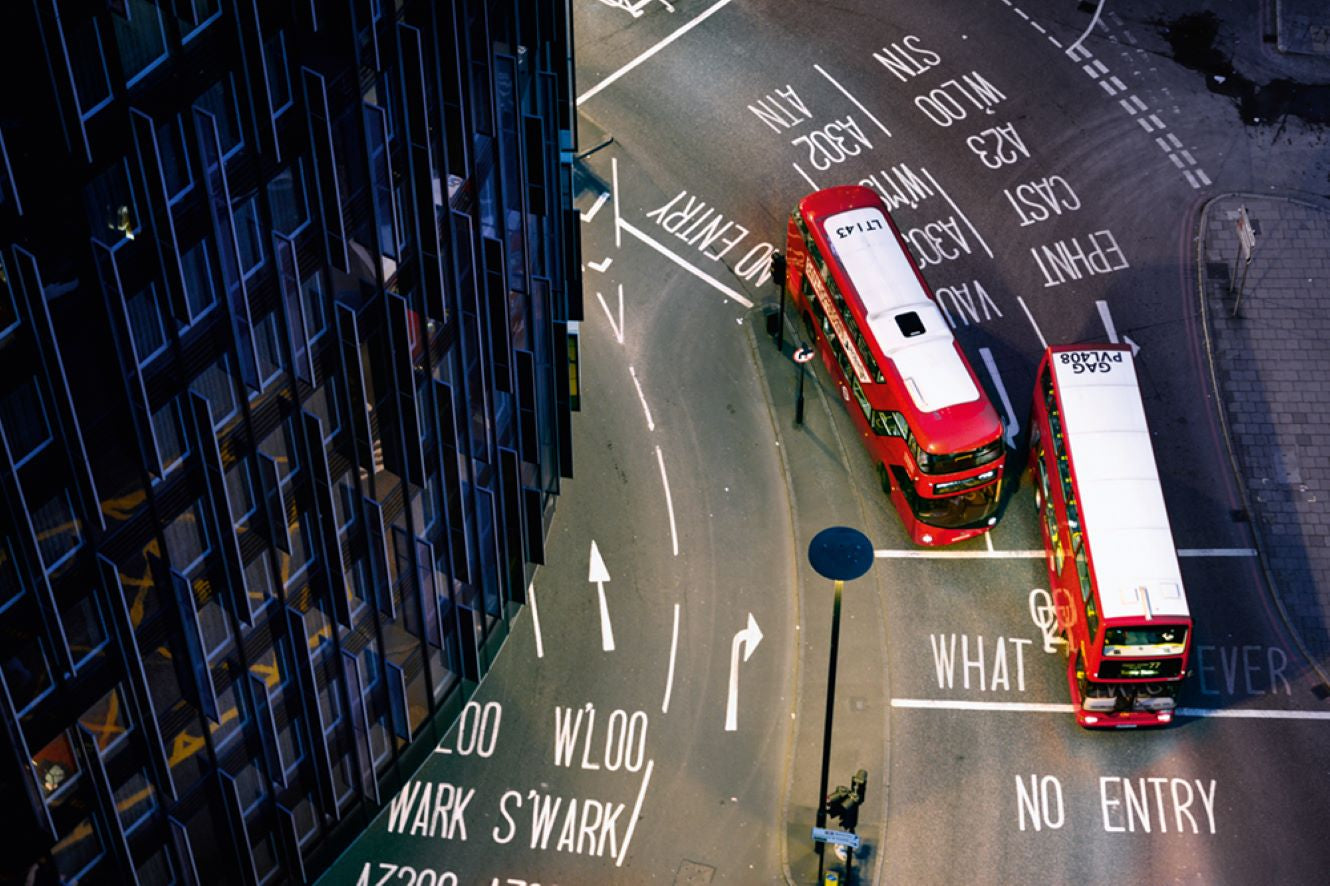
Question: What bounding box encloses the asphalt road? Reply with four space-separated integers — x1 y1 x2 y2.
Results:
318 2 1330 883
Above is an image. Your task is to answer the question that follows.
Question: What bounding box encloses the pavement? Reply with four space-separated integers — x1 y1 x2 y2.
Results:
1198 194 1330 683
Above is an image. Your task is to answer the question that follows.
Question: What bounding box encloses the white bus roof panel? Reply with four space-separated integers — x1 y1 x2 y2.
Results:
823 207 979 412
1051 350 1189 622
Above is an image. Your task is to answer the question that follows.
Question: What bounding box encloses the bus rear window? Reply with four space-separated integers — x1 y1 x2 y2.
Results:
1102 625 1187 656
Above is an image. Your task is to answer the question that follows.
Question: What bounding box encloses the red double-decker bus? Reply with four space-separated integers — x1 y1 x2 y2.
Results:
1029 344 1192 727
784 185 1005 545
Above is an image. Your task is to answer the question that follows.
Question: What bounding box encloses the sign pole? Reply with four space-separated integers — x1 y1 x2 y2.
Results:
794 346 815 426
1231 205 1256 318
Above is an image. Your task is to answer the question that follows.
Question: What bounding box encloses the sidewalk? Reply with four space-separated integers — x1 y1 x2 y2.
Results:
1198 193 1330 682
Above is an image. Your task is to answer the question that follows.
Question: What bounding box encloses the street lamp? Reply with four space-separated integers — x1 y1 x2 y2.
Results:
807 526 874 883
771 251 787 352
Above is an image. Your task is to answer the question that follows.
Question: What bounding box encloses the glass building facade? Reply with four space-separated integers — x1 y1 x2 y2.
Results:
0 1 581 882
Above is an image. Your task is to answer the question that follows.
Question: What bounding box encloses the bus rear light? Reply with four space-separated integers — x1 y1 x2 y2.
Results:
921 533 934 544
1157 712 1173 723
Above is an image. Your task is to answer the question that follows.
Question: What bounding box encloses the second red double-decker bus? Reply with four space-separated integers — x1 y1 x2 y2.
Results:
1029 344 1192 727
785 185 1005 544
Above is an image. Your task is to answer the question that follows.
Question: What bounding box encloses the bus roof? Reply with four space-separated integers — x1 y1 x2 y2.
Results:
798 186 999 452
1049 346 1189 623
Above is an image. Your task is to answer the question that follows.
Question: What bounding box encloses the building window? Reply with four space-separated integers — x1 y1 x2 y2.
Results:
180 240 217 321
3 633 54 715
125 284 168 365
136 846 176 885
114 769 156 833
306 380 340 443
150 397 188 478
52 816 104 882
157 115 193 203
163 500 209 574
31 731 78 801
85 158 140 247
195 74 243 158
112 0 169 87
179 0 222 43
0 536 23 613
212 682 247 750
0 376 54 467
243 552 273 609
233 196 264 276
263 30 293 116
259 417 300 481
66 593 109 671
79 686 133 755
226 458 256 524
0 253 18 337
198 593 231 662
301 270 327 341
62 14 113 119
283 510 314 586
267 158 309 236
32 490 83 571
254 310 284 385
192 355 238 429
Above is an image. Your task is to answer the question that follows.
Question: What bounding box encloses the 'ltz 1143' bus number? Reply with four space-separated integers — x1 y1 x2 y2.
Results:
834 218 884 239
1058 351 1123 374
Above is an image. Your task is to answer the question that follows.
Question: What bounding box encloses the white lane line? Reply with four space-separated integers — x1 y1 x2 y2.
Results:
629 365 655 431
616 758 655 867
529 583 544 659
980 347 1019 446
581 191 609 222
874 548 1256 559
1120 97 1140 115
894 698 1330 720
893 697 1330 718
1195 169 1212 186
894 698 1075 713
662 602 680 713
588 256 614 272
1183 170 1200 189
793 162 818 191
922 167 992 259
1095 299 1119 343
612 157 622 248
813 63 892 136
618 218 753 308
1017 295 1048 349
655 445 680 556
597 286 625 344
578 0 735 105
1177 707 1330 720
985 532 995 553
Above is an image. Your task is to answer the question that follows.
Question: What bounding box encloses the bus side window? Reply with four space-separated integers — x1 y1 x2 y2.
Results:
1071 533 1098 641
872 409 904 437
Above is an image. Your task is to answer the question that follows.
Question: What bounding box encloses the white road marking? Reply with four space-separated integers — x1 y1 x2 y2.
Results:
589 541 616 652
629 366 655 431
725 613 764 732
1069 0 1107 57
893 698 1330 721
529 583 544 658
1095 299 1119 343
813 63 892 136
588 256 614 272
1195 168 1212 186
656 445 680 556
874 548 1256 559
616 758 655 867
1122 334 1141 357
581 191 610 222
922 167 993 259
1184 169 1201 189
662 602 680 713
577 0 736 105
1017 295 1048 349
980 347 1019 447
793 162 818 191
618 218 754 308
596 285 625 344
612 157 622 248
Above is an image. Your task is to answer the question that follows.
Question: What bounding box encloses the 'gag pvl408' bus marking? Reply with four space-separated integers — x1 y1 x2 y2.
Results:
1015 774 1218 834
1058 350 1125 374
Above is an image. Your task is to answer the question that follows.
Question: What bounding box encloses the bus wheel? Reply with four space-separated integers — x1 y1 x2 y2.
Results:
876 462 892 496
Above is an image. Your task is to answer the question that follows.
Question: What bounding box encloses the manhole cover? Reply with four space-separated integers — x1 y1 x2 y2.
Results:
674 860 716 884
